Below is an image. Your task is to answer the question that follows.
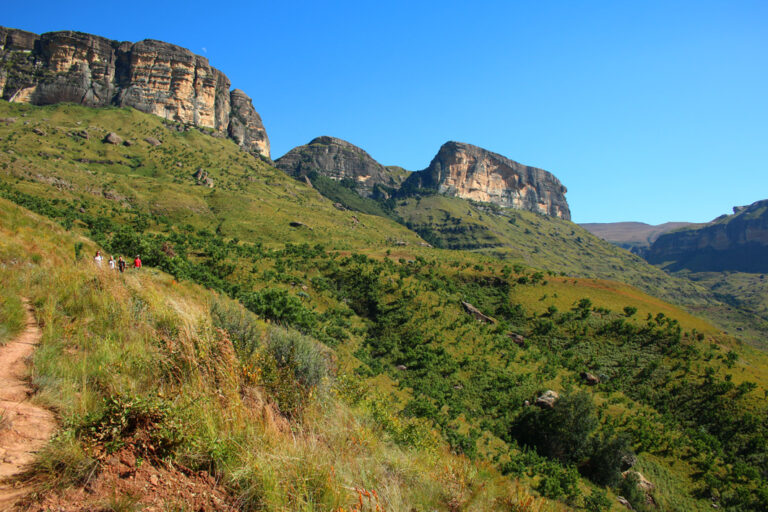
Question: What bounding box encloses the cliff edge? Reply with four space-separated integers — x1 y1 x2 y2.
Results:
0 26 269 158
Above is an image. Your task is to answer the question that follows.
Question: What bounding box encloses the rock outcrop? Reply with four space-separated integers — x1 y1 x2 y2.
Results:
535 390 559 409
0 26 269 158
402 142 570 220
275 136 407 197
646 199 768 272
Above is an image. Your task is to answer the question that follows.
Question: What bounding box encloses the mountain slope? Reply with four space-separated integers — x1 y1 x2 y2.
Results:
395 194 716 308
0 101 422 250
2 97 768 511
646 199 768 273
0 196 559 511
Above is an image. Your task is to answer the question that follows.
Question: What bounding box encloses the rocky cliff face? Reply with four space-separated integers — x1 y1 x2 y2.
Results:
646 200 768 272
275 136 407 196
0 26 269 158
402 141 570 220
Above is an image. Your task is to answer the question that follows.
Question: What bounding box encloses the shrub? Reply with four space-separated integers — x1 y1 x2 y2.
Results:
240 287 316 332
210 297 263 358
584 488 612 512
264 328 329 390
537 464 581 502
513 391 598 464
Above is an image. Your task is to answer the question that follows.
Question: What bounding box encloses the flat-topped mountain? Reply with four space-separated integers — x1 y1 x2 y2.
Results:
0 26 269 157
581 221 695 252
274 136 407 196
646 199 768 272
401 141 571 220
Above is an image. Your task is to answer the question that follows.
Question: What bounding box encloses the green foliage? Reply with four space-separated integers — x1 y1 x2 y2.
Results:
79 395 184 458
240 288 316 332
513 391 598 464
537 464 581 502
584 488 612 512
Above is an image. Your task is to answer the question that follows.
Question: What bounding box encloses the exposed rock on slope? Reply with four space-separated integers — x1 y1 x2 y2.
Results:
275 136 406 197
646 199 768 272
0 26 269 158
402 141 570 220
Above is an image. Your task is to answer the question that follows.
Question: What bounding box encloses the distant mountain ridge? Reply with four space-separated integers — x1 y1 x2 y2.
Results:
581 221 695 252
0 26 270 158
646 199 768 272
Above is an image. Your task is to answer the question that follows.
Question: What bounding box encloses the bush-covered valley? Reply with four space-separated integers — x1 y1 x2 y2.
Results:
1 101 767 511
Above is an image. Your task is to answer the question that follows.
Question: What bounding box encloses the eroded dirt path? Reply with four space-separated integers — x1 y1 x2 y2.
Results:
0 300 55 511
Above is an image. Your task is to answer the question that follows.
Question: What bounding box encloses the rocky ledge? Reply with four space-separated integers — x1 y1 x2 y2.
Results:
0 26 269 158
402 141 570 220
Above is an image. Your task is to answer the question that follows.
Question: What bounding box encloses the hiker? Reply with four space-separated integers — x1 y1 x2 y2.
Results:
117 256 126 273
133 255 142 269
94 250 103 266
108 255 115 270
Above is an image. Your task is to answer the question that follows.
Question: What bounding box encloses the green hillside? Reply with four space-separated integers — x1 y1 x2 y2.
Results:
0 197 554 511
394 195 715 307
0 101 422 250
2 101 768 511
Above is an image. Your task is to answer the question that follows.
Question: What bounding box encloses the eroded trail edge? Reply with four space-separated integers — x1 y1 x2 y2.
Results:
0 300 55 510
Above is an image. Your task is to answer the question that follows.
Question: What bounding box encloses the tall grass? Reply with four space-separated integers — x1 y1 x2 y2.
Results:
0 289 24 345
0 198 556 511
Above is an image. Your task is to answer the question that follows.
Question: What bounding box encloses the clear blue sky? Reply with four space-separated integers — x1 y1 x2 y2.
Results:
5 1 767 224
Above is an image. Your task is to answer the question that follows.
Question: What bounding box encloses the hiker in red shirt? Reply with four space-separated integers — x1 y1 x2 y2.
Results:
133 255 142 269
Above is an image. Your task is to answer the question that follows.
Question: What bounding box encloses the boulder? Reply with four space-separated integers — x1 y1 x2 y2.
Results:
617 496 633 510
289 221 306 228
581 371 600 385
508 333 525 346
535 390 559 409
461 301 496 324
395 365 407 371
623 471 655 505
103 132 122 145
192 168 214 188
144 136 161 146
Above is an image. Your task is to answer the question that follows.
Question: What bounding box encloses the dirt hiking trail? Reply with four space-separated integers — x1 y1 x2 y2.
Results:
0 300 55 511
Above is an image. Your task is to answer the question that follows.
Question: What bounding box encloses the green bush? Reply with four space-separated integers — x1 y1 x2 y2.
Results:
584 488 612 512
513 391 598 464
240 287 316 332
265 328 329 390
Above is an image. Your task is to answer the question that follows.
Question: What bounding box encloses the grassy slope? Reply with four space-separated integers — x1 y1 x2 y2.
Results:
394 195 715 307
0 101 422 250
2 102 767 511
0 197 558 512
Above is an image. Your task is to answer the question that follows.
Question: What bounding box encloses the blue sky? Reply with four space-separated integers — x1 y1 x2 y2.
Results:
5 1 767 223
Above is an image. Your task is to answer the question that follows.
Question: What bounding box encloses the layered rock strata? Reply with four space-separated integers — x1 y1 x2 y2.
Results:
0 26 269 158
402 141 570 220
646 199 768 272
275 136 407 197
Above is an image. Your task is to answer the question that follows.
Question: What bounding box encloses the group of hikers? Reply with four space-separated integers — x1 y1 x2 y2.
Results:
93 250 141 272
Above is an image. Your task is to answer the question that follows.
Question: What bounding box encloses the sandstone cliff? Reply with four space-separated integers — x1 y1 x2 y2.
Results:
0 26 269 158
275 136 408 197
402 141 570 220
646 199 768 272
